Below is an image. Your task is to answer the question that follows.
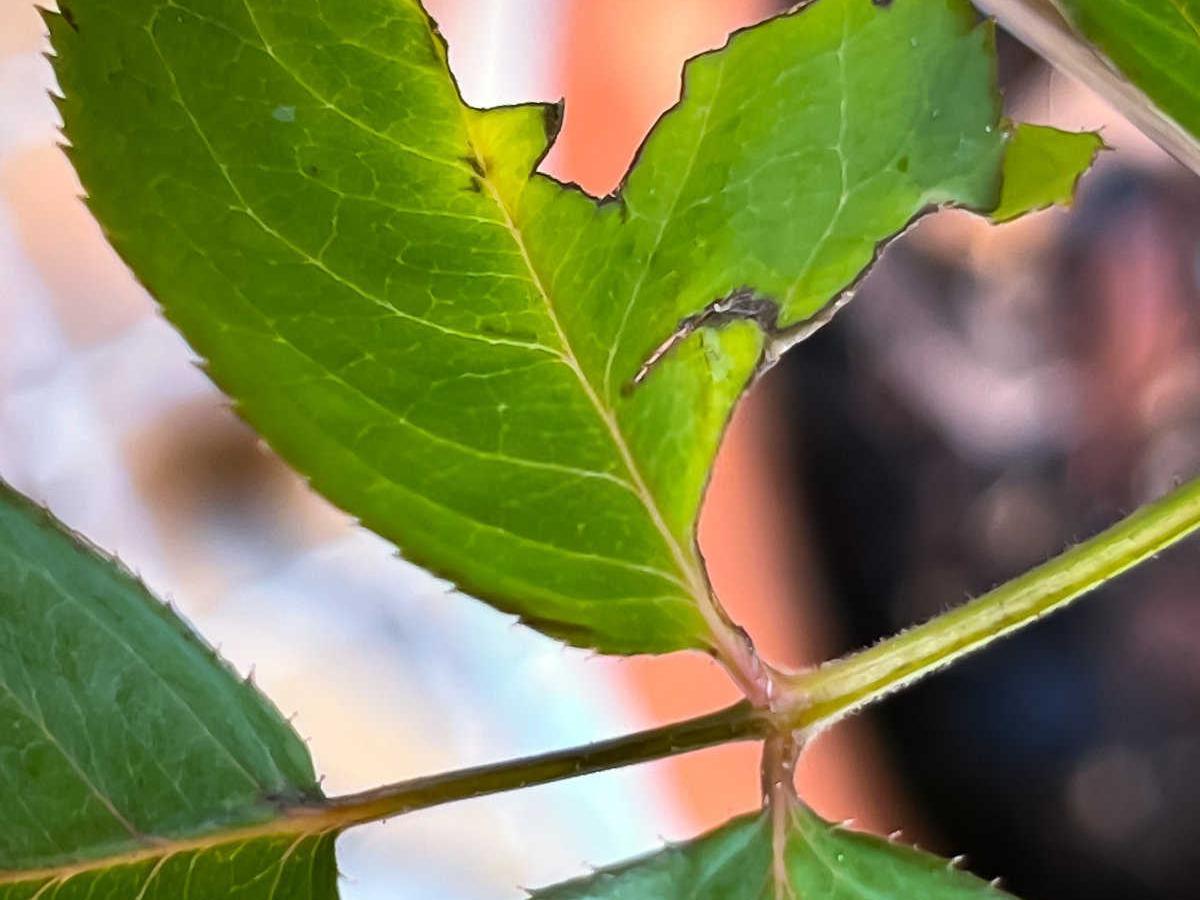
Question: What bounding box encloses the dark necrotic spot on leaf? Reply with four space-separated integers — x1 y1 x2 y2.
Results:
543 100 566 144
628 287 779 392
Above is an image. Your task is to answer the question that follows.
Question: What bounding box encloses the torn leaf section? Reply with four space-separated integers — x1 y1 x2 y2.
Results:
534 803 1015 899
0 480 336 897
631 288 778 387
50 0 1098 656
991 124 1105 222
0 833 338 900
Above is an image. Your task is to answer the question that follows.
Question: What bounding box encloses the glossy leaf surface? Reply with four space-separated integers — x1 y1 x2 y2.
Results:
0 481 337 898
537 803 1014 899
49 0 1089 655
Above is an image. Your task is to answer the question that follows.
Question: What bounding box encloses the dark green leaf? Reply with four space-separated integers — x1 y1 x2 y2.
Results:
536 803 1014 899
48 0 1093 654
0 481 337 898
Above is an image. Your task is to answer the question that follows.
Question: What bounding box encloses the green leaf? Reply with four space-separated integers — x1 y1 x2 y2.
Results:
0 481 338 898
992 123 1104 222
47 0 1090 655
535 803 1014 899
1055 0 1200 142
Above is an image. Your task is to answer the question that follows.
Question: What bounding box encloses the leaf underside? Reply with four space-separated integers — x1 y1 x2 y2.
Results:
535 803 1014 899
47 0 1094 655
0 481 337 898
1055 0 1200 142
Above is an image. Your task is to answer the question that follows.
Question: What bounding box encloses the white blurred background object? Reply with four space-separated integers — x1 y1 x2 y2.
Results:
0 2 681 896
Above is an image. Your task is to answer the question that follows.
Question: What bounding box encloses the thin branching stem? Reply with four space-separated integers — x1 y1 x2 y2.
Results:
0 703 769 886
302 701 770 830
308 474 1200 831
280 474 1200 833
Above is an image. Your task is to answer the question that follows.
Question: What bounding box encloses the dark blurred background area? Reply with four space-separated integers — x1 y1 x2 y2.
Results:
775 32 1200 898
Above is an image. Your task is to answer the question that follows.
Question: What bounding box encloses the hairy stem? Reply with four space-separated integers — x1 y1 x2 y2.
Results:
972 0 1200 176
308 474 1200 833
0 703 769 885
301 700 769 830
30 473 1195 886
762 733 802 900
778 475 1200 733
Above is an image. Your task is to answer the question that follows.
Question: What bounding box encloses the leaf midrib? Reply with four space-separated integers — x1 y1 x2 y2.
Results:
0 813 334 890
310 0 730 641
462 130 712 604
451 105 764 660
125 4 703 602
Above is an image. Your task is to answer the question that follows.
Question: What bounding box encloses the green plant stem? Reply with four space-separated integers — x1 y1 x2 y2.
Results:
973 0 1200 176
314 474 1200 831
27 473 1194 888
302 474 1200 829
780 475 1200 733
0 702 769 886
302 700 770 829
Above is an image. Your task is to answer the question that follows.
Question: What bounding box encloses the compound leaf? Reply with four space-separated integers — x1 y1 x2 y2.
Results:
0 481 337 899
536 802 1014 899
48 0 1093 655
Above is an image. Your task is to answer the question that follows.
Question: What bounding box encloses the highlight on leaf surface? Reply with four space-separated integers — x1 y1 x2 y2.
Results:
535 801 1013 899
45 0 1097 659
0 480 338 899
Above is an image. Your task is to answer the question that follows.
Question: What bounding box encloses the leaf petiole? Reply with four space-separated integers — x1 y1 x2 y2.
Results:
317 472 1200 831
308 700 770 829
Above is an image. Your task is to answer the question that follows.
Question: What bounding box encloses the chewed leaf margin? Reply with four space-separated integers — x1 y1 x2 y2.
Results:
43 0 1099 659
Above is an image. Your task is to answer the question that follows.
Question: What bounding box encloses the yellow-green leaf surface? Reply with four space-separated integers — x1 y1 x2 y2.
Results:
992 123 1104 221
536 803 1014 899
1056 0 1200 141
0 481 337 898
48 0 1088 655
